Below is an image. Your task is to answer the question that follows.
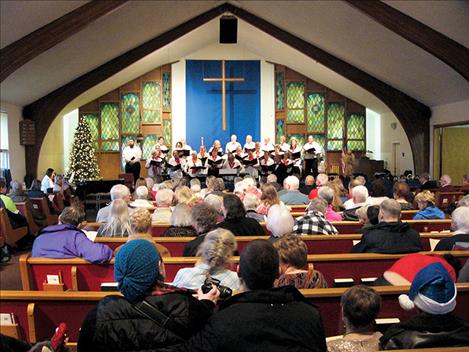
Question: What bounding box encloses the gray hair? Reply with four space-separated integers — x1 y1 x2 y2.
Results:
316 173 329 187
155 189 174 207
318 186 335 205
267 204 294 238
100 199 132 237
307 198 328 215
352 185 369 203
110 184 131 201
380 199 401 220
452 207 469 232
10 180 22 192
458 195 469 208
59 207 84 227
204 194 223 215
284 176 300 190
243 193 260 211
197 228 237 273
170 204 193 227
145 177 155 191
135 186 148 200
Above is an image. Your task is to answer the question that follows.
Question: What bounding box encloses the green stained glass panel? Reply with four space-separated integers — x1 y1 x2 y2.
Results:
275 119 285 144
347 114 365 140
327 103 345 139
327 140 343 151
286 110 305 123
163 119 172 147
142 135 157 160
100 103 119 140
286 82 304 109
82 113 99 150
307 93 325 133
121 93 140 133
275 71 285 111
163 72 171 112
347 140 365 151
101 141 119 152
142 82 162 124
288 134 305 147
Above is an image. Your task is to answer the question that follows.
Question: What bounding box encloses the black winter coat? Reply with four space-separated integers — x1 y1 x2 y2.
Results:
434 233 469 251
77 290 214 352
217 217 265 237
380 313 469 349
177 285 327 352
351 221 422 254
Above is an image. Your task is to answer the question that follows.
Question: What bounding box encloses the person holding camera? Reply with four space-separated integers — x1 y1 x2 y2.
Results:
78 240 219 352
177 240 327 352
173 228 240 291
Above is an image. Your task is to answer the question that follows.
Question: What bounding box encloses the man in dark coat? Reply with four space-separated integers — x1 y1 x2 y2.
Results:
434 206 469 251
177 239 327 352
352 199 422 254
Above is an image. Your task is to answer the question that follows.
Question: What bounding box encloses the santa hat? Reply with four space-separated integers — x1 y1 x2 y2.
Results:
398 262 457 315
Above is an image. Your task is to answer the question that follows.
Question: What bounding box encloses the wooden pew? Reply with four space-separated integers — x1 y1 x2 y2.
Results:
2 284 469 342
30 198 58 226
0 208 28 247
94 233 454 255
20 251 469 291
15 202 40 235
435 191 464 211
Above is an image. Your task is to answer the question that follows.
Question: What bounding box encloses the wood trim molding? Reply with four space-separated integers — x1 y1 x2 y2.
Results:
433 120 469 128
23 2 431 176
0 0 127 82
345 0 469 81
26 303 36 343
19 254 32 291
71 266 79 291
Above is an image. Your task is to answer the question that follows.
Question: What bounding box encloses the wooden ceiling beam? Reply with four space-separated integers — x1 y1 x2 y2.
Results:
0 0 128 83
345 0 469 81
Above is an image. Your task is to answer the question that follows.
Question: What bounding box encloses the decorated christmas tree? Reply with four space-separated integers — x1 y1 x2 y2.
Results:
67 118 101 182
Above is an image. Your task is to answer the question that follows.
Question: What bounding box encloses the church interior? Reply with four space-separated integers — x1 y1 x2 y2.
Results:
1 1 469 351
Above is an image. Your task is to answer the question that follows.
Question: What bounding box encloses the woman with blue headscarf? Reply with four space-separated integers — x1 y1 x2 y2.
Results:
78 240 219 352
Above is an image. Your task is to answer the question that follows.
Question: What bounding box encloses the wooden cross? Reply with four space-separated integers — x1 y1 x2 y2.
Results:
203 60 245 131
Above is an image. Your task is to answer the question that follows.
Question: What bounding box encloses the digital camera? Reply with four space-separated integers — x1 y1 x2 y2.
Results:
201 277 232 300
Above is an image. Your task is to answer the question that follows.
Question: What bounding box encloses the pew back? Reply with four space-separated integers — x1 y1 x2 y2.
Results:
0 208 28 247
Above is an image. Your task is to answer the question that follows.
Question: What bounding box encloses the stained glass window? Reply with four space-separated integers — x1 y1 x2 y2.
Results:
327 140 343 151
306 93 325 133
347 140 365 151
163 72 171 112
288 134 305 147
100 103 119 146
287 110 305 123
142 82 162 124
82 113 99 150
101 141 119 152
327 103 345 139
286 81 305 123
275 71 285 111
121 93 141 134
275 119 285 144
347 113 365 140
163 119 172 147
142 135 157 160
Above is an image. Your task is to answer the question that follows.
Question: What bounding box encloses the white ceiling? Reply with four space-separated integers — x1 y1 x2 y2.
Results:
1 0 468 109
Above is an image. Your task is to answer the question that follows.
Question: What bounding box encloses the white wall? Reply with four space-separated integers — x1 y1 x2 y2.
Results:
171 60 186 148
429 98 469 177
365 108 381 160
260 61 275 141
0 101 25 181
62 109 79 172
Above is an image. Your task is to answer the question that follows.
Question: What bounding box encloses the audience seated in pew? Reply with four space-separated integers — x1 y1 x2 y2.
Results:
243 193 265 223
279 176 310 205
439 174 458 193
0 324 67 352
174 186 200 207
217 195 265 237
32 206 112 264
266 204 294 242
129 186 154 209
380 262 469 349
458 258 469 283
203 194 224 223
307 173 328 200
434 206 469 251
97 199 132 237
177 240 327 352
343 185 369 221
266 174 282 193
413 190 445 220
78 240 219 352
96 184 132 223
299 175 316 196
162 204 198 237
151 188 174 225
255 183 281 217
183 203 218 256
292 198 338 236
327 285 382 352
8 180 46 227
366 179 389 207
352 199 422 254
173 228 240 291
458 194 469 207
354 205 380 233
273 234 327 289
0 180 29 234
393 181 414 210
372 253 460 286
318 186 342 221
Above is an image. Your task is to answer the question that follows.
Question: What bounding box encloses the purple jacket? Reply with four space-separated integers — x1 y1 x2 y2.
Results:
32 224 113 263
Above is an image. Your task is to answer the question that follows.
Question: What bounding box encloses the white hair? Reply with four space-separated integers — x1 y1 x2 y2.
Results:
145 177 155 190
204 194 223 214
458 195 469 208
440 174 452 186
267 174 277 183
267 205 294 238
352 185 369 203
284 176 300 191
243 193 260 211
318 186 335 205
452 207 469 232
170 204 193 227
243 176 256 189
110 184 130 201
135 186 148 200
316 173 329 186
155 189 173 206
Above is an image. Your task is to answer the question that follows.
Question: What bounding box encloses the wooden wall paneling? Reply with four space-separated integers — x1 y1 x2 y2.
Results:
141 125 162 136
142 67 161 82
98 153 121 180
346 100 365 115
120 79 141 93
326 90 346 103
306 79 325 92
285 68 304 81
80 100 99 112
286 125 306 134
99 90 119 102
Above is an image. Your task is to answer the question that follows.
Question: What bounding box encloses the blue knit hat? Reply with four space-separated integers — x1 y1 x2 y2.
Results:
399 262 456 315
114 240 162 302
